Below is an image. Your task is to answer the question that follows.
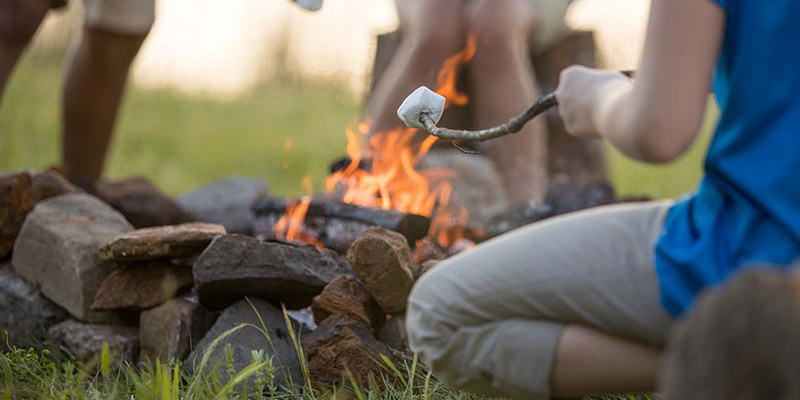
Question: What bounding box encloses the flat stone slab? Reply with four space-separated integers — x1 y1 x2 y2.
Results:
98 222 226 262
193 234 350 310
187 297 305 387
92 262 194 311
48 319 139 363
139 296 216 362
178 177 268 235
0 172 35 260
12 193 134 322
0 262 68 348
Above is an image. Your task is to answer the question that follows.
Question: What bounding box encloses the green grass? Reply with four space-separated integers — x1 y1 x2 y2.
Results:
1 323 653 400
1 332 484 400
0 52 357 197
1 52 715 200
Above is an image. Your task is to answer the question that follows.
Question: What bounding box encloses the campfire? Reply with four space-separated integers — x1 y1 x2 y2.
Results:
269 35 479 251
0 33 622 390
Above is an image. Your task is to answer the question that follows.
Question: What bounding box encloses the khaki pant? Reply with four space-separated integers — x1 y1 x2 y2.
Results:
406 201 675 399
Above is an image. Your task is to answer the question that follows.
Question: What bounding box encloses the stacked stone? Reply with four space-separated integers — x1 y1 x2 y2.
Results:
0 171 439 389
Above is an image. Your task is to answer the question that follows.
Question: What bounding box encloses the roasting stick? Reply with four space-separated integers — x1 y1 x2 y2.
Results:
419 93 558 142
399 70 634 154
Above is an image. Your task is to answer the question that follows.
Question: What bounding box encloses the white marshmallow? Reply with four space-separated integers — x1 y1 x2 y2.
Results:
397 86 446 130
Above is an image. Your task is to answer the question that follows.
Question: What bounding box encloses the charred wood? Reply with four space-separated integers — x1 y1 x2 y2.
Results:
253 198 430 245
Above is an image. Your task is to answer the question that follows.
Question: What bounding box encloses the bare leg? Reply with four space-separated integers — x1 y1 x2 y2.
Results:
61 28 147 182
466 0 548 204
367 0 465 134
551 324 663 398
0 0 49 99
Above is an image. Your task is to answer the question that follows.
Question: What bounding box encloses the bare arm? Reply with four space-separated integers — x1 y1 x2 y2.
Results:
556 0 725 163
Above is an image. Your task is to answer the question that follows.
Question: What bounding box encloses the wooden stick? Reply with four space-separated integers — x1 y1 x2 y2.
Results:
421 70 634 151
420 93 558 142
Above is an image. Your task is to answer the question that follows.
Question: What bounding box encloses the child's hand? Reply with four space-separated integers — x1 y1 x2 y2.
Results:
556 66 630 139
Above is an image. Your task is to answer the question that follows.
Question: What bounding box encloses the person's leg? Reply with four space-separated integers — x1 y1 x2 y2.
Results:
61 28 147 183
551 324 664 398
464 0 565 205
367 0 465 134
0 0 50 99
407 201 674 399
61 0 155 182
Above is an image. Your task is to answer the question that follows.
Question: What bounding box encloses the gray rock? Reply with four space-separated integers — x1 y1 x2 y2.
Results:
12 194 134 322
193 234 348 310
48 319 139 363
31 169 82 203
139 296 216 362
95 177 194 229
187 297 305 387
178 178 268 235
417 149 508 233
0 262 68 348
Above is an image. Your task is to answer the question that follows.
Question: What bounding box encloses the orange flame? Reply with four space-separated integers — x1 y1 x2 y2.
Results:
273 176 325 247
435 34 476 107
324 35 478 247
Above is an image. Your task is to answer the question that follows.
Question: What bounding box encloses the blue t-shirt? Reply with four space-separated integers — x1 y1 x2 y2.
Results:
655 0 800 316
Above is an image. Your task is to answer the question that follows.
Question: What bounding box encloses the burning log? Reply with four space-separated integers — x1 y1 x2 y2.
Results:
253 198 430 245
255 213 373 253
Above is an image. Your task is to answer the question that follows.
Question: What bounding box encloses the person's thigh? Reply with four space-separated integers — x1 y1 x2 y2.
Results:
83 0 156 36
409 201 675 347
394 0 464 34
466 0 538 39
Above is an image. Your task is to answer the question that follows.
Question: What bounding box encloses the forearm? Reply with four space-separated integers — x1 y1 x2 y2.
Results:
558 0 724 165
593 79 692 163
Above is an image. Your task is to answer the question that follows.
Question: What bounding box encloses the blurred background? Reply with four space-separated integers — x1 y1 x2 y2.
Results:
0 0 714 198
